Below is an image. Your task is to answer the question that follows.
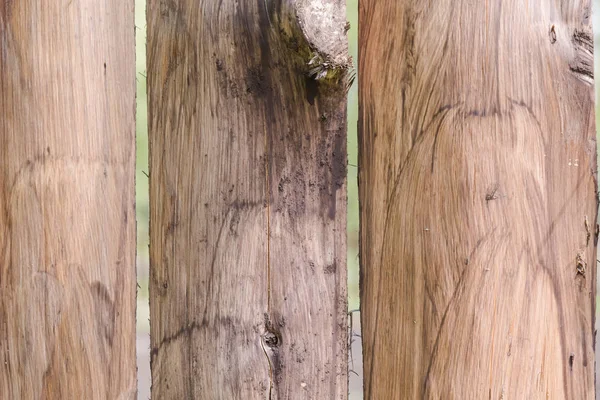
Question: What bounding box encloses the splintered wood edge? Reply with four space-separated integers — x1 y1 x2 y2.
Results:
295 0 351 69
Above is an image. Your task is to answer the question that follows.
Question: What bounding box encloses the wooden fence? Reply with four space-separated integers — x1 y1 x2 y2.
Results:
0 0 596 399
360 1 597 398
0 1 136 398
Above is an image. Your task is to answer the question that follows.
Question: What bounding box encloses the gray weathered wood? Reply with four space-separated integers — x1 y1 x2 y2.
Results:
360 1 597 398
0 1 137 398
148 0 349 398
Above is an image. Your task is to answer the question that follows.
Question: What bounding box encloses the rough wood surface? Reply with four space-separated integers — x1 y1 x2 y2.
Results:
0 1 136 399
148 1 348 398
359 1 597 398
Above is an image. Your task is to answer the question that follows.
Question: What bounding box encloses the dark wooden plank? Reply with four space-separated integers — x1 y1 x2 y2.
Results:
147 1 350 398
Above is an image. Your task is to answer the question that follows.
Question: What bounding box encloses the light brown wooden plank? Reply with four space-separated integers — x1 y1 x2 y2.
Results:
359 1 597 398
148 1 349 398
0 1 137 399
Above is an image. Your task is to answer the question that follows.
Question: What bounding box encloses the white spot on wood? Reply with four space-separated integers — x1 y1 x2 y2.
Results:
295 0 350 68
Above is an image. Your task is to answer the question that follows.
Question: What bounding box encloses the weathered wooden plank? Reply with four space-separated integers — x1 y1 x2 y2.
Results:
148 0 349 398
359 1 596 398
0 1 136 399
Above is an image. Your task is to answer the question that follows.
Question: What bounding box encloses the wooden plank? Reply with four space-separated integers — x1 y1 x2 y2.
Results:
0 1 136 399
147 1 349 398
359 1 597 398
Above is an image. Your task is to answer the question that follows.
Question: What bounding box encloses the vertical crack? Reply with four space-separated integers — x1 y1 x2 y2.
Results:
265 147 271 312
263 105 273 400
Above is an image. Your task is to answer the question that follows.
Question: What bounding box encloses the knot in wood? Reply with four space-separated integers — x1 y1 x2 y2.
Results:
263 331 280 348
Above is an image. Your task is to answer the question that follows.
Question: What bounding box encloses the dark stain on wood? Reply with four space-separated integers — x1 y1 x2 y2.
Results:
91 281 116 348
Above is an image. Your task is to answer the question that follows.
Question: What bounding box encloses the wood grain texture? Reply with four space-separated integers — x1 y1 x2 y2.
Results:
147 1 348 398
0 1 136 399
359 1 597 398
